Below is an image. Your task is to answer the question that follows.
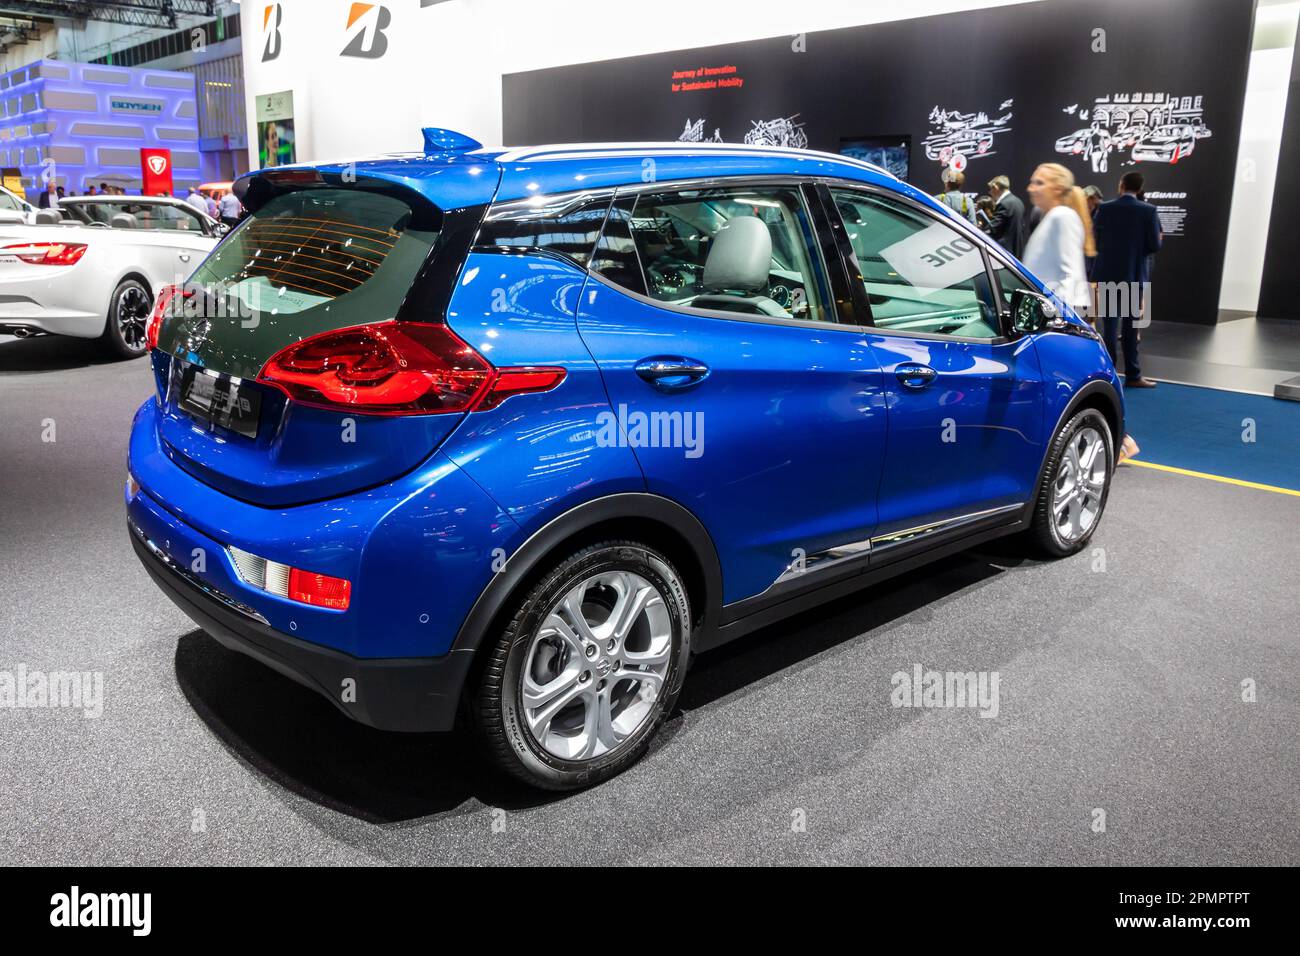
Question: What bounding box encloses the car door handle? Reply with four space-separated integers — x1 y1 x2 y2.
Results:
634 356 710 390
895 363 937 389
178 253 191 262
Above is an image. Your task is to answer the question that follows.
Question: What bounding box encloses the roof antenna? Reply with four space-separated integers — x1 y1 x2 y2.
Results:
422 128 483 154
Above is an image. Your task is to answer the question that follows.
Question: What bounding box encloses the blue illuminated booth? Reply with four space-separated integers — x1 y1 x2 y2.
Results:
0 59 201 200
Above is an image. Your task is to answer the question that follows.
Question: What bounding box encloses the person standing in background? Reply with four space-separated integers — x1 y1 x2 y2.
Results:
936 169 976 223
986 174 1026 257
1083 184 1103 218
206 192 219 219
185 186 208 214
1091 171 1161 389
1022 163 1094 317
219 189 243 228
1083 184 1104 284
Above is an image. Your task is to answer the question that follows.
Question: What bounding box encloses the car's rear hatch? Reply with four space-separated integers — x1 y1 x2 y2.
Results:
150 155 498 507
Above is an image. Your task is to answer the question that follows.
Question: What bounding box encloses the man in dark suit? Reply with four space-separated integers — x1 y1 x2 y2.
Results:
1092 171 1162 388
986 174 1025 258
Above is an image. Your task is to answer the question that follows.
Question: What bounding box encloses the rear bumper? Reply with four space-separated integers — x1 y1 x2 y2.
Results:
0 270 103 337
130 519 474 732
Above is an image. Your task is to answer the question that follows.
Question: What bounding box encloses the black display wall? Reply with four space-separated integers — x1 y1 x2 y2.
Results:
503 0 1256 325
1258 9 1300 321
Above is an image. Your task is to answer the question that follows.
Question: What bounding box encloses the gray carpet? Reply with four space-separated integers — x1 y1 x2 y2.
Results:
1 332 1297 866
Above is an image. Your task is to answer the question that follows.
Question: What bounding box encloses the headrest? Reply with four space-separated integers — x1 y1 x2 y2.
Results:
109 212 137 229
34 209 62 225
702 216 772 294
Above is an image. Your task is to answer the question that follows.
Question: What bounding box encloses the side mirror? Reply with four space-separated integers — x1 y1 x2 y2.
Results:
1010 288 1059 335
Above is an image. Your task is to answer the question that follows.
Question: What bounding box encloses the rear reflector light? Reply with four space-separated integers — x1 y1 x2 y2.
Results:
258 320 565 416
479 366 568 411
1 241 87 266
227 546 351 611
145 284 193 352
288 568 352 610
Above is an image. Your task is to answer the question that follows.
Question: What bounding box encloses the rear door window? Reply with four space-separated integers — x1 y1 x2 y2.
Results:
595 184 837 324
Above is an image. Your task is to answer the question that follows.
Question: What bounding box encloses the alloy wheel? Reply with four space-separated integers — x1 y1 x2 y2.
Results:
116 285 151 353
521 570 673 761
1052 426 1108 542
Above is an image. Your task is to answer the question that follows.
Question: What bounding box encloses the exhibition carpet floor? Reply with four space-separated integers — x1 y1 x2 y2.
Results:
1 333 1298 866
1123 381 1300 493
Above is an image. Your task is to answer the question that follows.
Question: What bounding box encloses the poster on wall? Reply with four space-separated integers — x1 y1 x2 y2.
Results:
256 89 296 169
502 0 1255 325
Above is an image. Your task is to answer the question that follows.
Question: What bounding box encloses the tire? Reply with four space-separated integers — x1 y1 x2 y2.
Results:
1028 407 1114 558
474 540 692 790
100 277 151 359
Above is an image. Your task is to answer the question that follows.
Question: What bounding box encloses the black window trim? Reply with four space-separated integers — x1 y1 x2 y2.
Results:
818 178 1018 346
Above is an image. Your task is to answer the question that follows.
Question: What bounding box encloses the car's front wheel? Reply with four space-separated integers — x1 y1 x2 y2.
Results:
1029 407 1114 557
475 541 692 790
101 278 151 359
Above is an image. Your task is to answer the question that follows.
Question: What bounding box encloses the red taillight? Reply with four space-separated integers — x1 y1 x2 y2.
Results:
258 321 564 416
1 241 87 266
288 567 352 610
145 284 193 352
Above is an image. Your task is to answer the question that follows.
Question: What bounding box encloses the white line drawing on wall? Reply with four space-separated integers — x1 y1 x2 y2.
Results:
1057 92 1212 169
922 102 1014 166
678 118 724 143
742 115 808 149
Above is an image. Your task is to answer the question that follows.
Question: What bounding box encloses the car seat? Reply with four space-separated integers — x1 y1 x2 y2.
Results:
689 216 787 317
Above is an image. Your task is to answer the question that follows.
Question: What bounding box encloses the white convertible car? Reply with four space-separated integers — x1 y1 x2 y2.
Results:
0 185 38 224
0 195 226 358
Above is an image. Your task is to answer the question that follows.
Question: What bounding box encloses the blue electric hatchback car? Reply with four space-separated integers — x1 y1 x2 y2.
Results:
128 130 1122 789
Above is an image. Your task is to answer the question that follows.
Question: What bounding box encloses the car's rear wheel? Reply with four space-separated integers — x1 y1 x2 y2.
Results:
475 541 691 790
1028 407 1114 557
101 278 151 359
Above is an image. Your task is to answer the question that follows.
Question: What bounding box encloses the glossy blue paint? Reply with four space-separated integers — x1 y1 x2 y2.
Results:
440 252 647 533
133 140 1121 686
128 399 518 658
869 333 1046 533
576 278 887 604
153 357 463 507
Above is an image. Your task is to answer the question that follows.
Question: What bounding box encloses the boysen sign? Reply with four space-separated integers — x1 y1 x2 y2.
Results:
110 99 163 113
140 147 173 196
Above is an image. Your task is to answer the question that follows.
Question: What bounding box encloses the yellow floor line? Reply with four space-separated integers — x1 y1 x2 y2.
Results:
1125 459 1300 497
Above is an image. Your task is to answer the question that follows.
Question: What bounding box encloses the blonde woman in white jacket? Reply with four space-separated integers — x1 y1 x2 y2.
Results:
1023 162 1139 462
1022 162 1094 315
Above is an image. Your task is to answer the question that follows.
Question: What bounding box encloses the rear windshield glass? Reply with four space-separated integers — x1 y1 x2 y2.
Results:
188 187 438 321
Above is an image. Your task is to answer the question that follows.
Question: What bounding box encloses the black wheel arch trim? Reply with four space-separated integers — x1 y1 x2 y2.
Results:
450 492 723 656
1023 378 1123 522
